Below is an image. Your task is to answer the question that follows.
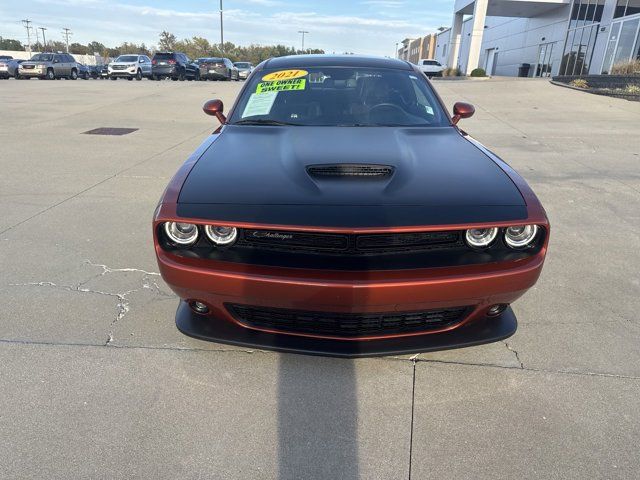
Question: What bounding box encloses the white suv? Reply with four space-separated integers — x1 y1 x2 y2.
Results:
416 59 445 77
108 54 152 80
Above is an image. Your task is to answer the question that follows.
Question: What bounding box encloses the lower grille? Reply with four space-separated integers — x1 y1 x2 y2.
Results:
112 65 126 70
226 304 471 338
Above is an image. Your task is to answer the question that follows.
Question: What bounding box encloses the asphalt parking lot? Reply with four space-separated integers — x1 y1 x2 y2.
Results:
1 77 639 479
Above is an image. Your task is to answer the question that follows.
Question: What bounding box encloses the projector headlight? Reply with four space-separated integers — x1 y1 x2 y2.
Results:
504 225 538 248
205 225 237 245
164 222 199 246
465 227 498 248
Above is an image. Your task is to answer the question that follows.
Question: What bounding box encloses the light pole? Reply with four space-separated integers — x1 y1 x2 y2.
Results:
39 27 47 51
395 42 398 58
22 19 32 57
219 0 224 53
298 30 309 53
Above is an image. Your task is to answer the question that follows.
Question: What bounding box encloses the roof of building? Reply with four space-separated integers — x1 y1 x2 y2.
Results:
262 54 412 70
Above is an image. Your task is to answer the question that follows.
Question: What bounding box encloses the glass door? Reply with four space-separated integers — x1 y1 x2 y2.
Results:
535 42 555 77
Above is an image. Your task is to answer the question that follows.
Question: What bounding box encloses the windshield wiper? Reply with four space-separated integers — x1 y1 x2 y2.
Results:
232 119 301 126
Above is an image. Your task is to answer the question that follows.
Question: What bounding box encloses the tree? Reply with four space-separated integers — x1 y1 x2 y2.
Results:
87 41 106 55
0 37 24 50
158 31 177 51
70 43 89 54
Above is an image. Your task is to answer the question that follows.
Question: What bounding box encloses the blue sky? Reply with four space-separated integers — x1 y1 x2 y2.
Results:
0 0 454 56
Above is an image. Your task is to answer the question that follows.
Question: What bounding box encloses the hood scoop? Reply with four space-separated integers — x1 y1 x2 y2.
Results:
307 163 394 178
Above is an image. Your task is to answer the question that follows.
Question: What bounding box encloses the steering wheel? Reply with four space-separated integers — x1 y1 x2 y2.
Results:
368 103 408 123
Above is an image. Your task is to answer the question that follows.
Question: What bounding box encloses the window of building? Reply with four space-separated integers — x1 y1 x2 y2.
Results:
615 0 640 18
602 17 640 72
560 0 605 75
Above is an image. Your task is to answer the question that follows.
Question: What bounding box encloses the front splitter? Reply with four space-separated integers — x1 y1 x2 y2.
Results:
175 301 517 358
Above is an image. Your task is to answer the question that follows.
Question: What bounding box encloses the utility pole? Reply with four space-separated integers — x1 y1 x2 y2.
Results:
62 27 72 52
395 42 399 58
39 27 47 51
298 30 309 53
219 0 224 53
22 19 32 58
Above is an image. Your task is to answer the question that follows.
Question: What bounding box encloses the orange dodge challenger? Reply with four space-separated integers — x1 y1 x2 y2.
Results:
153 55 549 357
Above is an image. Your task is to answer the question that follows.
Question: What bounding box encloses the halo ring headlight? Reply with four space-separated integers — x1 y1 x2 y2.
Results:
164 222 199 245
505 225 538 248
465 227 498 248
205 225 238 245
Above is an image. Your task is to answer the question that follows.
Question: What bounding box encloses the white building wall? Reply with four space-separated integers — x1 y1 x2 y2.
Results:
456 6 571 76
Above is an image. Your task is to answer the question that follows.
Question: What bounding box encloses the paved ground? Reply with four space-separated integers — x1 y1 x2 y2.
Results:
1 77 639 479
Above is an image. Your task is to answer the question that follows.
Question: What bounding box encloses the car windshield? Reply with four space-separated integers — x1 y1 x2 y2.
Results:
31 54 53 62
229 66 448 127
116 55 138 62
235 62 251 68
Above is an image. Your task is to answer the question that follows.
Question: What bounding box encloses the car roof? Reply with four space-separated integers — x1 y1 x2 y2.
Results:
262 54 412 71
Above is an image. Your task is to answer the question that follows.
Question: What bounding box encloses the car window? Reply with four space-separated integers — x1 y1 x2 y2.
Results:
154 53 174 60
32 54 54 62
229 66 448 127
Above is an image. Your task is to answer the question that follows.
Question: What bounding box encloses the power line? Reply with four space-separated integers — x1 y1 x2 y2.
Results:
298 30 309 53
39 27 47 51
62 27 72 53
22 19 32 57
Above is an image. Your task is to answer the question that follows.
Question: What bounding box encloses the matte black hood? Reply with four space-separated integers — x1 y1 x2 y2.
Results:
177 126 527 227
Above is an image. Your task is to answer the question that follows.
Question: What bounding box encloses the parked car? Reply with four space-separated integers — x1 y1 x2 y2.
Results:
18 53 79 80
0 57 23 79
415 59 446 77
77 63 92 79
153 55 549 357
86 64 101 79
234 61 253 80
99 64 109 79
151 52 199 81
196 57 238 81
108 54 152 80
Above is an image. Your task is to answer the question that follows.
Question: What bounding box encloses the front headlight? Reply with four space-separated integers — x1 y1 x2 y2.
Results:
205 225 237 245
504 225 538 248
164 222 199 245
465 227 498 248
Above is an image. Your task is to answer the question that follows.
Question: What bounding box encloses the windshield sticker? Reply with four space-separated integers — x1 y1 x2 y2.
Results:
262 69 308 81
256 78 306 93
241 91 278 118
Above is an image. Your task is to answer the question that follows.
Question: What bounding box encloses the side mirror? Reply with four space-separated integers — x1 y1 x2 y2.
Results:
139 59 144 63
203 99 226 124
452 102 475 125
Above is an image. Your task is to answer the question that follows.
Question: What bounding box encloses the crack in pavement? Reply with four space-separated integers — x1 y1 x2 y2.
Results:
8 259 174 345
504 341 524 369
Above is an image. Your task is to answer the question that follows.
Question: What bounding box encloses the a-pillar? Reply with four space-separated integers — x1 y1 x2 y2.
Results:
466 0 488 75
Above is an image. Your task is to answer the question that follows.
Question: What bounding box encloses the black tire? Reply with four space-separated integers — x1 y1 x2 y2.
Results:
178 69 186 81
70 69 78 80
14 71 20 79
136 69 142 81
171 76 178 81
195 71 201 81
110 76 117 80
127 76 133 81
46 68 55 80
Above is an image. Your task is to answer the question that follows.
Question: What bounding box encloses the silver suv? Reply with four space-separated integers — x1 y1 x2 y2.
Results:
18 53 79 80
108 54 152 80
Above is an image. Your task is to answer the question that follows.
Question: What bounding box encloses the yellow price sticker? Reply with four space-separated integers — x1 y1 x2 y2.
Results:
257 79 306 93
262 69 308 81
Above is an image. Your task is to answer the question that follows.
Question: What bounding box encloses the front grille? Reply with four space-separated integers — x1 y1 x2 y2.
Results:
307 164 394 178
239 229 462 255
227 304 471 338
23 65 35 69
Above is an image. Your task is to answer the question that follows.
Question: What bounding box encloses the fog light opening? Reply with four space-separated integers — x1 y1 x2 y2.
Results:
190 301 210 315
487 304 508 317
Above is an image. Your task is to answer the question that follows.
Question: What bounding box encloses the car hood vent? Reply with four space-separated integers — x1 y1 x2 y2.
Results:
307 163 394 178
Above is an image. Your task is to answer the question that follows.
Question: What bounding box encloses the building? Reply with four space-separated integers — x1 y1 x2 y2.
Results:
434 0 640 76
397 35 437 64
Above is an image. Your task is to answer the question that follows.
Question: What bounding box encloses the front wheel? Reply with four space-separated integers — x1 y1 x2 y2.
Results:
136 69 142 81
46 69 55 80
70 69 78 80
110 76 117 80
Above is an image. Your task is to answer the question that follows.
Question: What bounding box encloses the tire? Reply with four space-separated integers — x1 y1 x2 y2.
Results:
70 69 78 80
136 69 142 81
171 76 178 81
178 69 186 81
127 76 133 81
195 71 201 81
110 76 117 80
14 71 20 79
46 68 55 80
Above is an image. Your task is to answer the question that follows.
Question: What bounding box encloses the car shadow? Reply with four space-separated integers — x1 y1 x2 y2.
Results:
277 354 359 479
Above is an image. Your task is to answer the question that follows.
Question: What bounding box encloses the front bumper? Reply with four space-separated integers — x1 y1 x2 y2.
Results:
156 244 544 354
18 68 43 77
109 67 138 77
